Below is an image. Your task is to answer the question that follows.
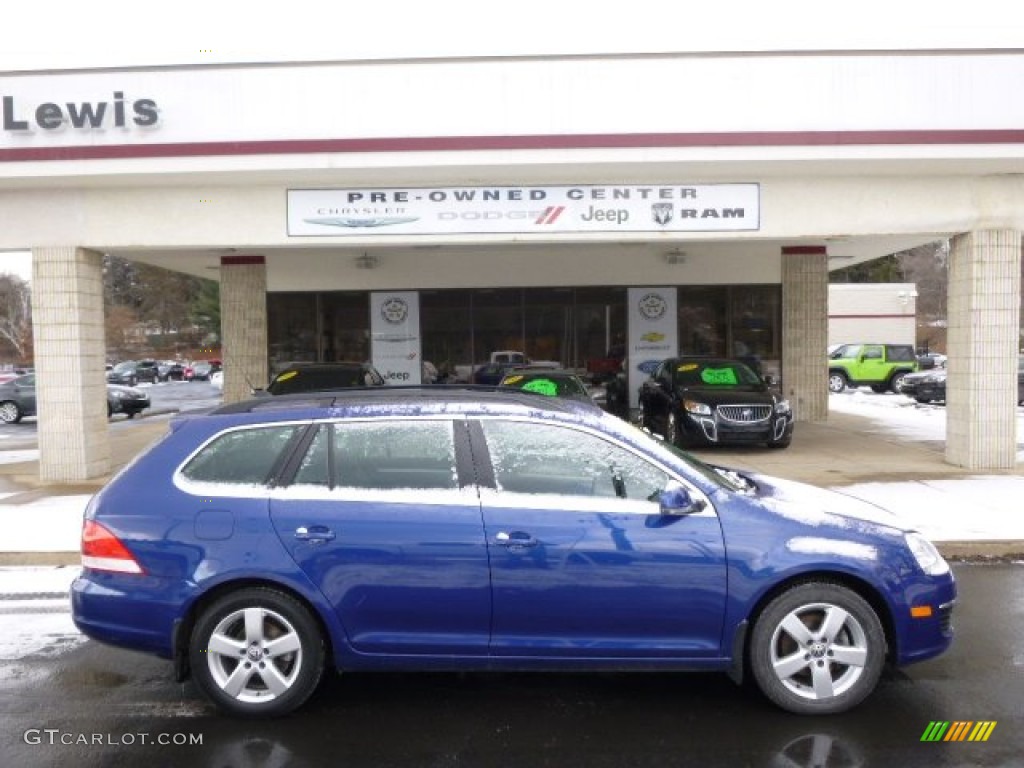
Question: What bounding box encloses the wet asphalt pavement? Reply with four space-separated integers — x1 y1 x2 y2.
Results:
1 563 1021 768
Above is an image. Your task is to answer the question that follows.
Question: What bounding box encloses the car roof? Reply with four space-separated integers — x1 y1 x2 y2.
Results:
208 385 598 420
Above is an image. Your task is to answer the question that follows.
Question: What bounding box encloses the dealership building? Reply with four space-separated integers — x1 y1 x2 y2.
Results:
1 47 1022 482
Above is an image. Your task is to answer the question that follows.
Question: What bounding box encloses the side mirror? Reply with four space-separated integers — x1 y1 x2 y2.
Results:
658 481 706 516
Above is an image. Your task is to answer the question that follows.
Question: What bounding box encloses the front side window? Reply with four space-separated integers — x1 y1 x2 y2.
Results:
481 420 669 501
181 425 301 485
291 420 459 490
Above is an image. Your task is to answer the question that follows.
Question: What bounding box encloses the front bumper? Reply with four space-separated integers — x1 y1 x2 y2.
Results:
680 408 794 446
110 395 151 414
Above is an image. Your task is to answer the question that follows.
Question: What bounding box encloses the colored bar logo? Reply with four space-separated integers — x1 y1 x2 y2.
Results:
921 721 997 742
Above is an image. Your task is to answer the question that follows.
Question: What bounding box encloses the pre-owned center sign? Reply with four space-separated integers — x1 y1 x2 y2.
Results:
287 184 759 236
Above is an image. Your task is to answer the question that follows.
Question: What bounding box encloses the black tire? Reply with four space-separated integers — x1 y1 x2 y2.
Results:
749 582 886 715
915 397 932 405
766 437 792 450
190 588 325 718
870 385 888 394
827 372 847 394
0 400 22 424
107 403 113 418
888 372 908 393
665 410 683 447
638 399 651 431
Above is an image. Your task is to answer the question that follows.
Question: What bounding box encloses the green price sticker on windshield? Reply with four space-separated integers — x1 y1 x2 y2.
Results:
522 379 559 397
701 367 738 385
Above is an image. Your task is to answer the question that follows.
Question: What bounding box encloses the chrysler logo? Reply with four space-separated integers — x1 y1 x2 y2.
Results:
304 216 419 229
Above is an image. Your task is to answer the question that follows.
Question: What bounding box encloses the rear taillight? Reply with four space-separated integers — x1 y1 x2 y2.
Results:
81 520 145 574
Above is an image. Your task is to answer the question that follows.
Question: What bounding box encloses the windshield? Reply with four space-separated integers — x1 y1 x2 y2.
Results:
671 360 763 388
609 418 749 493
500 373 587 397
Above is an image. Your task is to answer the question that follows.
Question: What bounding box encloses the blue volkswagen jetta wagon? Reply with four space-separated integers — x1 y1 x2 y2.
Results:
72 387 955 717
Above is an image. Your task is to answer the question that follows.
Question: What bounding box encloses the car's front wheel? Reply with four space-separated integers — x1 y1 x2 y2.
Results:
827 372 847 394
190 588 325 718
749 582 885 715
0 400 22 424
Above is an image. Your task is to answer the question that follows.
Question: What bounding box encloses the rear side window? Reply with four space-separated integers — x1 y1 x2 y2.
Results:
291 421 458 490
887 346 915 362
182 425 301 485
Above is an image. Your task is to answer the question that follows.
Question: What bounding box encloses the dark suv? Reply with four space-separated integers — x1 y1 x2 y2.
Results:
107 360 160 387
71 387 954 718
827 344 918 394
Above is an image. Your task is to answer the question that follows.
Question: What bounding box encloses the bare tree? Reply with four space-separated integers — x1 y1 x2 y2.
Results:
0 273 32 362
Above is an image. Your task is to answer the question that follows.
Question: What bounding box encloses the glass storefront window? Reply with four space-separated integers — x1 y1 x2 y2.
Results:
729 285 780 361
268 284 780 381
267 293 318 372
421 290 473 382
575 287 626 369
678 287 727 357
523 288 573 366
472 288 524 363
321 292 370 363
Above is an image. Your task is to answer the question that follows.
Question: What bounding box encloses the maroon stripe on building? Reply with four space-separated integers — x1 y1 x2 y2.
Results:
220 255 265 266
782 246 828 255
829 314 914 319
2 129 1024 163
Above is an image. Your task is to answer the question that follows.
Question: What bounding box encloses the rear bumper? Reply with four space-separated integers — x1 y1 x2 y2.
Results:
71 573 179 659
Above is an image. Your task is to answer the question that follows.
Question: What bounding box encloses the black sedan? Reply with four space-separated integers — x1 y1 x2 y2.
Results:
898 357 1024 404
639 356 793 449
498 368 597 404
0 374 150 423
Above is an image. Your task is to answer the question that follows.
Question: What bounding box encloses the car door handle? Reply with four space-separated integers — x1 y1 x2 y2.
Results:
495 531 539 548
294 525 336 542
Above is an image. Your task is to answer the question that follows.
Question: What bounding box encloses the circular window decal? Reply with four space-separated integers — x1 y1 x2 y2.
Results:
380 297 409 325
637 293 667 321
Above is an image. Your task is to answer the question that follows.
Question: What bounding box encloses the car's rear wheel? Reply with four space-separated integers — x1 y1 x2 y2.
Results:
749 582 885 715
190 588 325 718
0 401 22 424
915 397 932 404
888 372 908 393
827 373 847 394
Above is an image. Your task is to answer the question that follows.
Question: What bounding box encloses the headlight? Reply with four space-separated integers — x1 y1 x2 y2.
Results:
775 399 791 414
683 399 711 416
905 532 950 576
110 390 125 399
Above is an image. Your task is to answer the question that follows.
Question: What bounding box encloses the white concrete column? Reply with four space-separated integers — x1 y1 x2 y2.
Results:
30 247 111 482
781 246 829 422
220 255 268 404
946 230 1022 469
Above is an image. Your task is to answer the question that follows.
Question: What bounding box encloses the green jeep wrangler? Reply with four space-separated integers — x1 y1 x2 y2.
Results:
827 343 918 393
